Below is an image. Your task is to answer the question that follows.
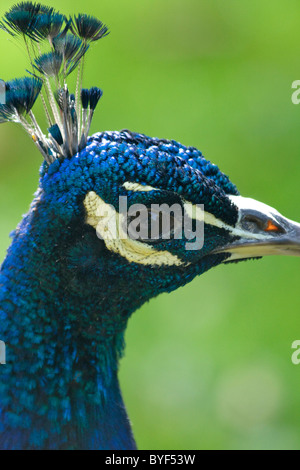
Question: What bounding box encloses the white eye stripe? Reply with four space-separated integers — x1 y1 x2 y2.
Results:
84 191 184 267
229 195 281 220
183 200 267 240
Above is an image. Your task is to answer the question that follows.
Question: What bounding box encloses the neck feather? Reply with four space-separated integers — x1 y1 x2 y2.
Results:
0 194 137 449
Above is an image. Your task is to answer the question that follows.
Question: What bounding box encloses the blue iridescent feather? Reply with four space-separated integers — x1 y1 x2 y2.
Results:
0 130 238 449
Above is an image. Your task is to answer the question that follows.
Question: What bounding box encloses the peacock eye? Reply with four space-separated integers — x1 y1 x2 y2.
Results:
241 214 284 234
264 219 283 233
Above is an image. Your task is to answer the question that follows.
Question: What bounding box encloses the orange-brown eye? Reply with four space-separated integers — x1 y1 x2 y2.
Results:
265 220 280 232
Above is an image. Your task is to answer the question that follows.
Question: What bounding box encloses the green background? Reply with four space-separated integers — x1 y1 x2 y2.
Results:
0 0 300 450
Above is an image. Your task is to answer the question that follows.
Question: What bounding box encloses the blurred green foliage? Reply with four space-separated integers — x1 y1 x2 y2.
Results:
1 0 300 450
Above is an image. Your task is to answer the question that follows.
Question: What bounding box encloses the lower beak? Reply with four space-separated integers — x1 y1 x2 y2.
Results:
222 237 300 260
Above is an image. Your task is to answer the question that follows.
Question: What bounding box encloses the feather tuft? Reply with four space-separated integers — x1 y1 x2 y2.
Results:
53 33 83 61
34 51 63 77
81 88 89 109
1 76 42 117
70 13 109 42
32 11 68 42
0 2 56 40
89 87 103 110
0 9 37 38
0 2 109 162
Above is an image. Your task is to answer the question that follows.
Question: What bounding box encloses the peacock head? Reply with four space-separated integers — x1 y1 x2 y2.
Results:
1 1 300 309
34 127 300 311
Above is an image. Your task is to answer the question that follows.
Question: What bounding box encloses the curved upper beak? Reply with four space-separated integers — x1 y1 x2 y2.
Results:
214 196 300 261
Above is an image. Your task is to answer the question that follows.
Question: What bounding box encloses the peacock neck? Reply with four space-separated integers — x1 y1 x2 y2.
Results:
0 190 137 449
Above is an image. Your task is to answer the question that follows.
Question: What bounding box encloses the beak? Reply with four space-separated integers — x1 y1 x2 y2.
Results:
214 196 300 261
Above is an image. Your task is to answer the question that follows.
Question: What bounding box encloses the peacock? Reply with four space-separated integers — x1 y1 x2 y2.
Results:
0 2 299 450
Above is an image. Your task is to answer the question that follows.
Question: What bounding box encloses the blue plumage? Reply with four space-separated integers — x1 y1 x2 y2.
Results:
1 2 300 450
0 131 235 449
